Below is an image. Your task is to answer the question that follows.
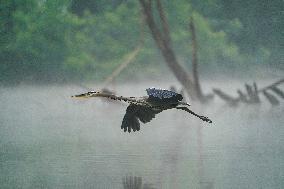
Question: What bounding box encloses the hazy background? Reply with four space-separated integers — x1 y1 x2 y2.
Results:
0 0 283 189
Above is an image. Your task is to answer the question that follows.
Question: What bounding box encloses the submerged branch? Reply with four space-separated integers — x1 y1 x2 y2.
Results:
213 78 284 106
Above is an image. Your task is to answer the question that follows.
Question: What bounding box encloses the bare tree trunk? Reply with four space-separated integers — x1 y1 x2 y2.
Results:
156 0 171 44
139 0 199 99
189 17 203 99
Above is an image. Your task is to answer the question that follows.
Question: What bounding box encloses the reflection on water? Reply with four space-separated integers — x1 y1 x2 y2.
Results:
122 176 156 189
0 82 283 189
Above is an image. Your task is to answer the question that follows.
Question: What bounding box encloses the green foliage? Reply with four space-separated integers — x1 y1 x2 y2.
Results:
192 0 283 66
0 0 90 83
0 0 282 84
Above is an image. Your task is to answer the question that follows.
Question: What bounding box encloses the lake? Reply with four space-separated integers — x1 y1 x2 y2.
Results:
0 81 283 188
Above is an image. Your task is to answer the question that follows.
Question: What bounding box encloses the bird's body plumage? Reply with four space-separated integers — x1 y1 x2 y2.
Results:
72 88 212 133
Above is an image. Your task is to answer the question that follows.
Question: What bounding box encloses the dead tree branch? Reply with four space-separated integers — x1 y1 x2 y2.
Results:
213 78 284 106
258 78 284 92
102 8 145 87
102 46 142 87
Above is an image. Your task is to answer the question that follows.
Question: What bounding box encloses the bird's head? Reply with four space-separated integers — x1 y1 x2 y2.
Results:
71 91 101 98
176 94 183 101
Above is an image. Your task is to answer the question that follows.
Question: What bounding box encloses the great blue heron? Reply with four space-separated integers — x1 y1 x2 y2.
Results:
72 88 212 133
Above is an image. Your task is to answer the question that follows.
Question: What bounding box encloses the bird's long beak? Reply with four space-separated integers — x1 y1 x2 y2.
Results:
71 93 88 98
71 91 98 98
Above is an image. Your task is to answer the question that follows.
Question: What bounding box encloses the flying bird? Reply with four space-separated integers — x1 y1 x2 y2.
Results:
72 88 212 133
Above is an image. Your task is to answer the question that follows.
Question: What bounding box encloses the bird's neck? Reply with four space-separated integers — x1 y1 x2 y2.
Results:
96 93 145 105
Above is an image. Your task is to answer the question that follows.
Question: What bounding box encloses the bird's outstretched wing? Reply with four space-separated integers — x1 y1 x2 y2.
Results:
121 104 161 133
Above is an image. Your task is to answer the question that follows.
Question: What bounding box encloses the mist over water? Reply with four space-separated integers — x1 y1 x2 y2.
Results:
0 81 283 189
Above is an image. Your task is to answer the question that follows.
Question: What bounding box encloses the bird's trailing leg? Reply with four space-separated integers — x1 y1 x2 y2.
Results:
176 107 212 123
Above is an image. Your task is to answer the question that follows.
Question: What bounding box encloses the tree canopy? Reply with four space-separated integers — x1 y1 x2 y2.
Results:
0 0 282 84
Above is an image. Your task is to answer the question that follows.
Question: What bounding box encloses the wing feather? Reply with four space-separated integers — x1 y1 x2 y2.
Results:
121 104 161 133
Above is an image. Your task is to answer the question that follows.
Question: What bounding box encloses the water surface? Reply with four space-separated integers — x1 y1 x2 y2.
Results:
0 82 283 188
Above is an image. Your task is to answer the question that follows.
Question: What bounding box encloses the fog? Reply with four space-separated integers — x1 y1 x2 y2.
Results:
1 80 283 189
1 1 283 188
